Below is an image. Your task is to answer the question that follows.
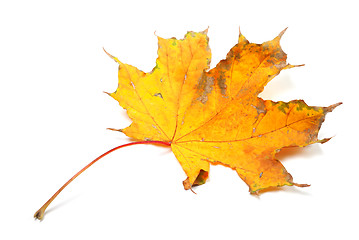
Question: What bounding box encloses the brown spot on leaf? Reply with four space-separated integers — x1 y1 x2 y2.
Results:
197 74 214 104
217 73 227 95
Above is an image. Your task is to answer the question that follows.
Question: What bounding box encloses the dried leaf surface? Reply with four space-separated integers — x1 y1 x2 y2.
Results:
107 29 340 193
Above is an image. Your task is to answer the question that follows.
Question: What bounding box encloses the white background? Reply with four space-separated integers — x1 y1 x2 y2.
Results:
0 0 357 239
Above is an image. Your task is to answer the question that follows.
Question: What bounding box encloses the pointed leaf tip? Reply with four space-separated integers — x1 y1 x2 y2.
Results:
201 27 209 35
103 47 112 57
103 48 121 64
272 27 288 44
325 102 342 112
284 63 305 70
107 128 123 132
317 137 332 144
238 26 248 43
278 27 288 39
292 182 311 188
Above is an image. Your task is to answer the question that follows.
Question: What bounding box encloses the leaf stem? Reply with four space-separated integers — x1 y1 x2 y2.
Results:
34 140 171 220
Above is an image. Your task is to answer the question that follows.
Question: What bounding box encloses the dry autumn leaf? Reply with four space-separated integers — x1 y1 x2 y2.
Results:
35 28 341 220
106 28 341 191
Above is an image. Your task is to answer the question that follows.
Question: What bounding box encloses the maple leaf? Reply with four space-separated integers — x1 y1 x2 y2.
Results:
105 28 341 193
34 28 341 220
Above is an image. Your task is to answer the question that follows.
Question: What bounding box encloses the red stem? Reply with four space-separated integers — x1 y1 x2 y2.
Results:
34 140 171 220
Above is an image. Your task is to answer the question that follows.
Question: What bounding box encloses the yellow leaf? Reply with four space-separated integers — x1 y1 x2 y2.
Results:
108 29 341 193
